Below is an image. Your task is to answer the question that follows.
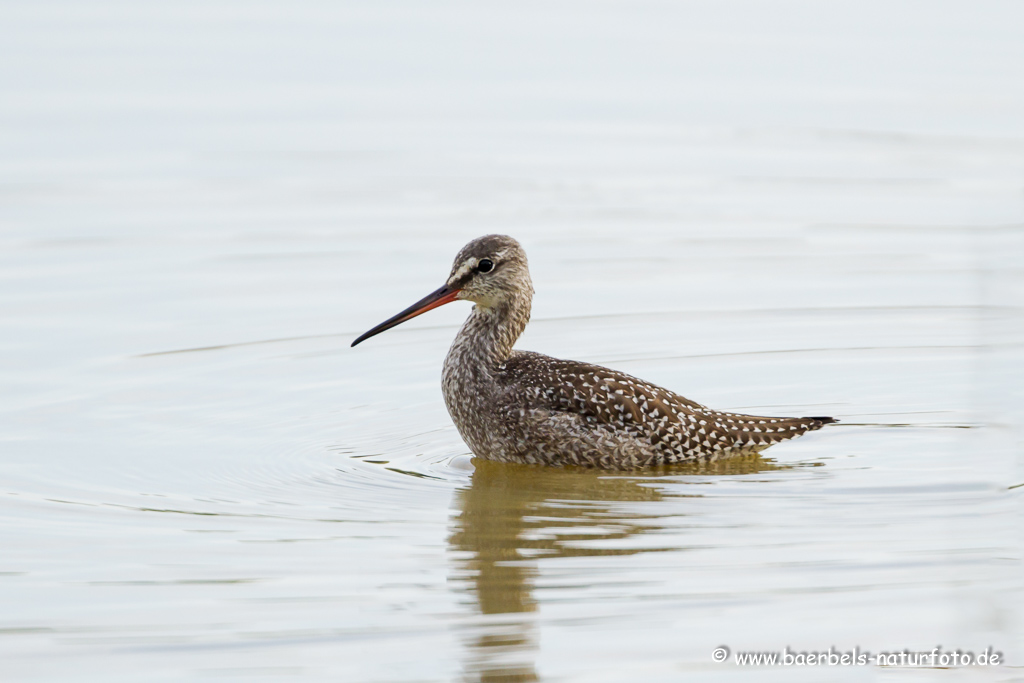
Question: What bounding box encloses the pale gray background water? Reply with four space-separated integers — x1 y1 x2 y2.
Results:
2 2 1022 681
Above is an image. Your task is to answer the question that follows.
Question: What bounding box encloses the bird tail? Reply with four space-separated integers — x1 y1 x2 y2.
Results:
716 413 837 449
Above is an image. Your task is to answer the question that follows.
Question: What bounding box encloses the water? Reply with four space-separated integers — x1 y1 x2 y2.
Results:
2 2 1023 681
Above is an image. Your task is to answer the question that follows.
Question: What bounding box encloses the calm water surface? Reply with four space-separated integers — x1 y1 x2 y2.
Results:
2 2 1023 681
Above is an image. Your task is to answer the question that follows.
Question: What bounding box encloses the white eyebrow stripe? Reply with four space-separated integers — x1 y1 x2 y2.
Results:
450 249 507 284
451 262 475 282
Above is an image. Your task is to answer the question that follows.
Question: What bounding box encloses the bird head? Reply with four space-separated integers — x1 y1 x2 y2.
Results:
351 234 532 347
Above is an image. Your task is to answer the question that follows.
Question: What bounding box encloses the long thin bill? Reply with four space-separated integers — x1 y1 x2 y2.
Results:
351 284 461 347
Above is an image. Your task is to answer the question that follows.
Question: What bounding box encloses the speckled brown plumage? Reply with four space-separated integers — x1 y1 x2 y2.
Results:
354 234 835 469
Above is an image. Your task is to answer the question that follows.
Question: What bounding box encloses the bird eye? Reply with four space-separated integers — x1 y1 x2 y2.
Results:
477 259 494 273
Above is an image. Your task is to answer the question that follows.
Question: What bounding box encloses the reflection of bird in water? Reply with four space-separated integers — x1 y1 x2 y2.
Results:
448 456 794 682
448 460 668 683
354 235 835 468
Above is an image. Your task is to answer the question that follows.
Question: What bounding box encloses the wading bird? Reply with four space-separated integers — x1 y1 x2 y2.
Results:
352 235 834 468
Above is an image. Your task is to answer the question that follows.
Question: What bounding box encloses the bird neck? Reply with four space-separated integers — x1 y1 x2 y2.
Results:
451 291 532 368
